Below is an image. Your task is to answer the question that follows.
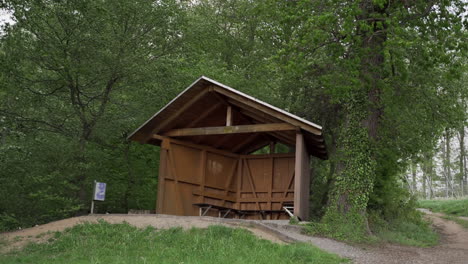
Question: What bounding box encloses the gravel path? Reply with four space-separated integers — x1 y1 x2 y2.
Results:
260 212 468 264
1 211 467 264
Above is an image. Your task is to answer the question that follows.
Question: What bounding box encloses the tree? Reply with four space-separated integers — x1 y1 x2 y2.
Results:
0 0 186 218
270 0 466 236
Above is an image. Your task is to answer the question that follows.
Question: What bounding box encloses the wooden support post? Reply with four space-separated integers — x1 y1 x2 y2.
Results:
236 158 243 213
294 132 310 221
269 157 273 219
156 138 170 213
269 142 276 154
200 150 207 204
226 105 232 126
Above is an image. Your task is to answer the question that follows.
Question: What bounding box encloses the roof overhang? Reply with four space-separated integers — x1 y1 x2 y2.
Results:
128 76 327 159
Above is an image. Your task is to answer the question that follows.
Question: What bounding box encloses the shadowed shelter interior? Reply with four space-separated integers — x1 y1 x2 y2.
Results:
128 76 327 220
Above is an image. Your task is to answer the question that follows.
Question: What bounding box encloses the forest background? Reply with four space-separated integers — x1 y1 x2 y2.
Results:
0 0 466 239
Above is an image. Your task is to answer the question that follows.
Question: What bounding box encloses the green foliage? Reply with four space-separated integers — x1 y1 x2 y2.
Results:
305 212 370 243
0 213 20 231
418 199 468 217
0 0 466 242
1 222 347 264
305 208 438 247
368 210 439 247
289 216 300 225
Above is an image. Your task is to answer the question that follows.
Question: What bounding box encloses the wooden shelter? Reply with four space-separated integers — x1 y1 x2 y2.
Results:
128 76 327 220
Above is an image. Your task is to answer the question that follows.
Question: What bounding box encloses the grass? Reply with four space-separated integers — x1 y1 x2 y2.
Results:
418 198 468 217
303 210 438 247
372 220 439 247
0 221 347 264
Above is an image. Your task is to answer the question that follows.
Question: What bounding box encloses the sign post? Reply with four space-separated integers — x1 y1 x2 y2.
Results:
90 181 106 214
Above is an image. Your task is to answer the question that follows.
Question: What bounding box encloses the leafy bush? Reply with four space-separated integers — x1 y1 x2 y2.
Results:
0 213 20 232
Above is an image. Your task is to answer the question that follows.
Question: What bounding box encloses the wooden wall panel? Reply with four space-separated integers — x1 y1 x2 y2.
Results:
157 138 239 216
238 155 294 219
205 152 237 189
171 143 202 183
156 137 301 220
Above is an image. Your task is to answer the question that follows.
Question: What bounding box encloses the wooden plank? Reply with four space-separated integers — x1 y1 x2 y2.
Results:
163 123 296 137
222 161 238 206
167 140 185 215
238 106 324 144
226 105 232 126
240 153 295 159
294 133 310 220
156 144 168 213
192 190 237 202
153 134 239 158
144 89 209 142
200 150 207 204
238 197 294 203
186 103 222 128
269 157 273 216
278 166 295 219
270 142 276 154
236 158 242 211
213 90 323 136
244 159 262 212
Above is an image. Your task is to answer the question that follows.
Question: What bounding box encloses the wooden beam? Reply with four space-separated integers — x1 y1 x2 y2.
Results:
143 89 209 143
153 134 239 158
163 123 296 137
239 107 325 144
192 190 237 202
214 91 322 135
226 105 232 126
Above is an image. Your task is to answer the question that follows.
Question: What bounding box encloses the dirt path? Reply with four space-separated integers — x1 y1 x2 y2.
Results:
262 210 468 264
1 211 467 264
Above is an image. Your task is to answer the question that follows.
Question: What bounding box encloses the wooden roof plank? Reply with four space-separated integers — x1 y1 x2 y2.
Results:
163 123 296 137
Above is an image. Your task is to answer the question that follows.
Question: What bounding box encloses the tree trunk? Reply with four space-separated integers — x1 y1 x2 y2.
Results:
446 129 454 197
411 161 417 195
422 160 427 199
459 126 465 196
76 133 89 214
442 134 449 198
123 141 135 213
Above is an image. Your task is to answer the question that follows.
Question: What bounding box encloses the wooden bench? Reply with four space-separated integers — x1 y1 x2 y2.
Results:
193 190 294 219
193 203 236 218
237 209 286 220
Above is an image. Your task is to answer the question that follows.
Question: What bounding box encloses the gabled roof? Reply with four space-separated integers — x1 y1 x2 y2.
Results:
128 76 327 159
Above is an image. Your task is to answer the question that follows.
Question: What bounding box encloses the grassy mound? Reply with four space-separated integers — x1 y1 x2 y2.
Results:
418 199 468 217
0 221 347 264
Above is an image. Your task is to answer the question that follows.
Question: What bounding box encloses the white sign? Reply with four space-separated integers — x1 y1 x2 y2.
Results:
93 182 106 201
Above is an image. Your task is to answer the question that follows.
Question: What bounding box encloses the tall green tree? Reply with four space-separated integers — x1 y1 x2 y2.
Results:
270 0 466 235
0 0 186 221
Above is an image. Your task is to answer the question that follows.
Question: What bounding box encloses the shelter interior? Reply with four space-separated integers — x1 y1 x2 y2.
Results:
129 77 327 220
